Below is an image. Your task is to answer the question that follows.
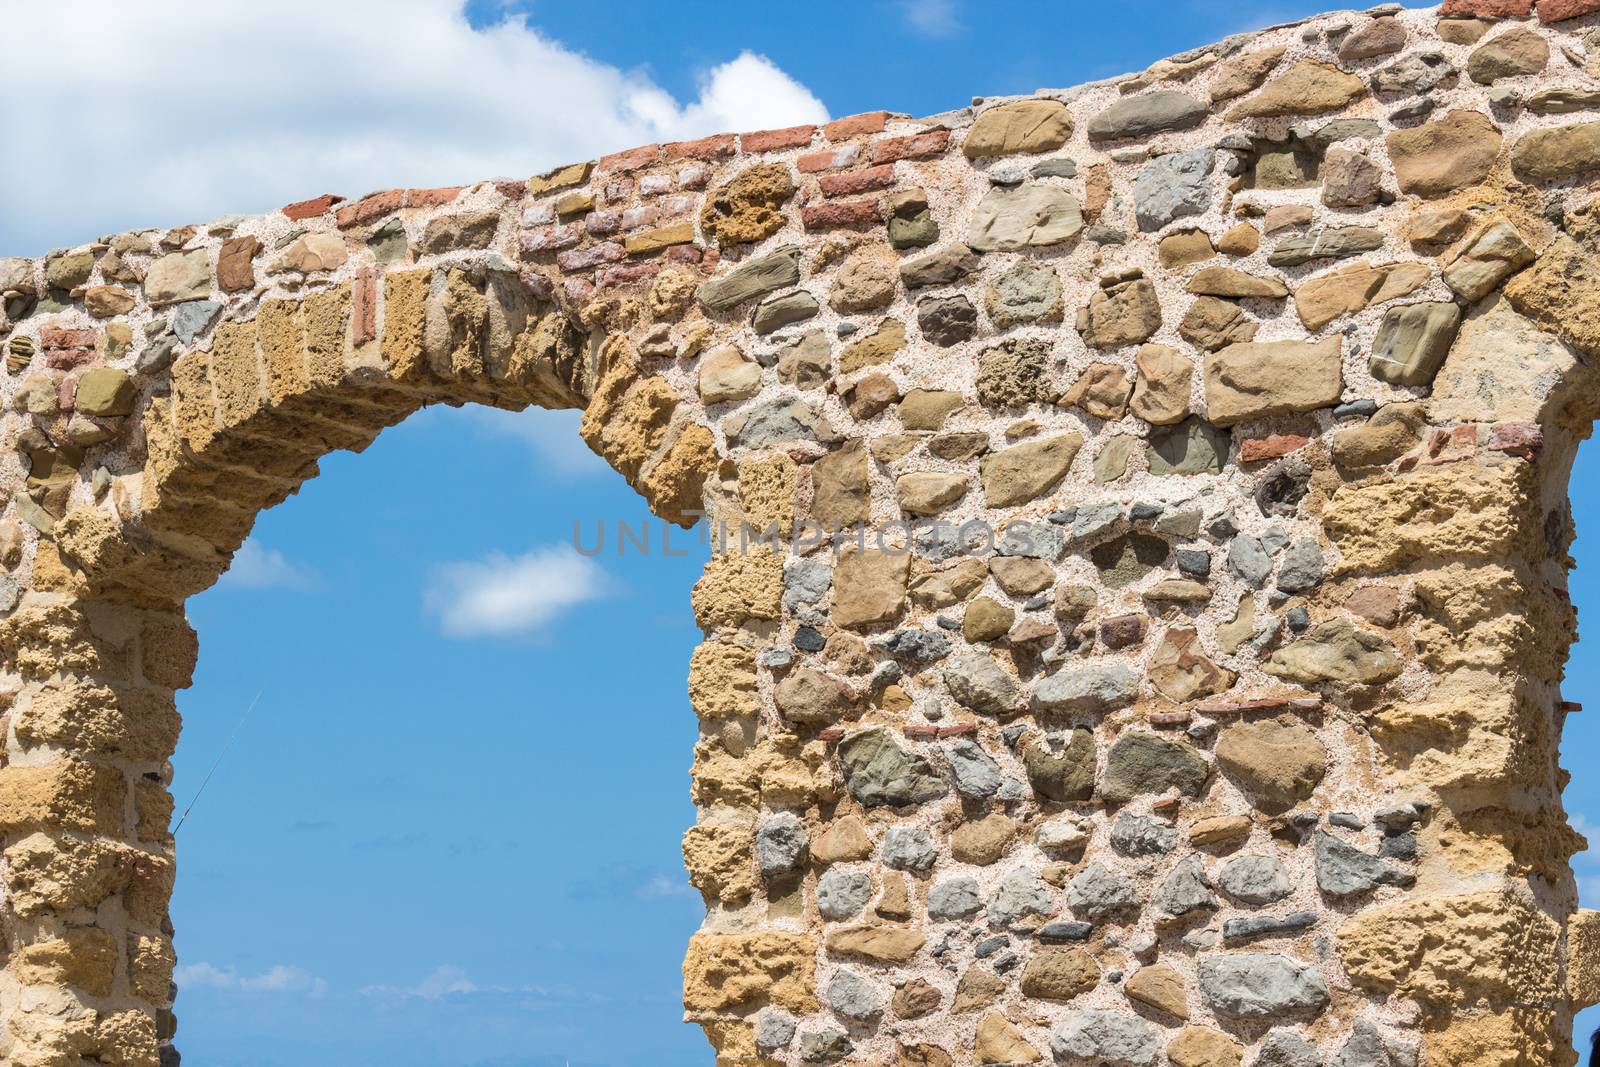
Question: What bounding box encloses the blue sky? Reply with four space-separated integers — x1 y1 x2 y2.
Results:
6 0 1597 1064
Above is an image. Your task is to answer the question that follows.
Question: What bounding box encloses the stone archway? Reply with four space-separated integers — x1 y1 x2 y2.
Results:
6 3 1600 1065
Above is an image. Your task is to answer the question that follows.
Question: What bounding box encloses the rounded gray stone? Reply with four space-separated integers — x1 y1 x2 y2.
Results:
928 876 984 920
817 867 873 921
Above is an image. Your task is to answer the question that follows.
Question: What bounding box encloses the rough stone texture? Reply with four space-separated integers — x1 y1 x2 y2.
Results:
2 10 1595 1067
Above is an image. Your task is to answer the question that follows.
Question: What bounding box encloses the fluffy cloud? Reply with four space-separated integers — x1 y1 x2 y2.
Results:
900 0 961 37
423 544 611 637
218 540 316 591
467 407 609 480
176 962 328 996
0 0 828 254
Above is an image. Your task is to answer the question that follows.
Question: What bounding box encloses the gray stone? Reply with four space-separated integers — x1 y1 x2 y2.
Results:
799 1025 852 1063
1089 91 1208 141
997 520 1066 560
1090 533 1169 588
1148 417 1230 476
817 868 873 920
785 558 833 611
1155 854 1218 919
967 184 1085 251
900 244 980 288
1134 149 1216 232
1369 302 1461 387
1176 549 1212 577
837 729 949 807
369 217 408 264
1110 813 1179 857
1275 539 1325 594
1373 51 1456 95
171 300 221 345
135 337 178 376
1073 502 1125 542
724 396 838 448
1051 1010 1163 1067
1067 863 1138 919
1218 854 1294 905
1331 1018 1417 1067
988 259 1063 327
698 247 800 311
944 651 1022 717
1255 1030 1323 1067
928 876 984 920
756 813 808 878
1223 911 1318 942
883 825 937 872
1102 733 1210 805
1030 662 1140 715
755 1007 797 1052
1268 226 1384 267
990 867 1056 928
1198 953 1331 1018
1229 535 1274 586
947 738 1003 799
826 969 884 1025
1033 157 1079 178
1314 831 1413 896
753 290 820 334
917 294 978 346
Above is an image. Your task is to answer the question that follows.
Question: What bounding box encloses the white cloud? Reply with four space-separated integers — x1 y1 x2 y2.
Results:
218 540 315 591
176 962 328 996
636 873 697 900
407 964 480 1000
423 544 611 637
900 0 961 37
468 407 608 480
0 1 829 254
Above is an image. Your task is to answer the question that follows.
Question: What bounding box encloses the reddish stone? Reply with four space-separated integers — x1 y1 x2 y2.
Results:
665 245 704 265
825 111 891 140
217 235 261 293
871 128 950 164
1150 796 1182 813
1346 585 1401 628
1561 700 1584 713
597 262 661 289
597 144 660 174
520 224 584 254
46 348 94 371
817 725 846 743
658 194 696 218
1440 0 1532 12
676 164 710 190
801 199 884 230
903 723 940 739
495 180 527 201
797 145 862 173
1193 695 1320 715
604 179 635 201
1148 709 1192 727
1239 433 1310 463
1099 614 1148 650
621 206 659 230
58 374 77 412
557 241 626 272
352 269 376 347
41 329 96 350
664 134 735 162
820 164 897 198
938 722 978 738
562 277 595 303
406 186 463 209
281 193 345 221
739 124 817 153
336 189 403 229
585 210 623 236
1539 0 1600 19
1488 421 1542 457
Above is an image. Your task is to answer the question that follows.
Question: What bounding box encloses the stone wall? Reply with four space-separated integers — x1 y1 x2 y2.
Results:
3 2 1600 1064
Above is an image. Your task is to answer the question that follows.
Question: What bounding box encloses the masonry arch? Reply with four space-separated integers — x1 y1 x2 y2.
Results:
6 4 1600 1066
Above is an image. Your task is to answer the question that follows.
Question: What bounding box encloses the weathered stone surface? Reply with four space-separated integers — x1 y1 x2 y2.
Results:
1203 338 1342 426
1443 219 1535 302
968 185 1084 251
1314 831 1413 897
1468 27 1548 84
1102 733 1209 804
1131 344 1193 425
977 1012 1041 1064
684 932 818 1013
1385 110 1502 197
1268 226 1384 267
1218 855 1293 905
918 294 979 346
1215 719 1327 810
981 434 1083 506
1149 627 1233 703
1339 16 1406 61
1063 362 1135 419
702 164 795 245
143 249 210 304
1051 1011 1162 1067
1032 662 1140 715
1126 963 1189 1019
1368 302 1461 386
1228 60 1366 119
1083 278 1162 349
832 548 909 629
1211 47 1286 102
1264 620 1401 685
978 338 1055 408
988 260 1063 327
725 395 838 448
1134 150 1216 232
1510 119 1600 181
1022 948 1100 1001
1156 854 1219 920
1187 267 1287 300
945 651 1022 716
818 867 874 920
1320 148 1381 208
1089 92 1207 141
1294 262 1428 332
698 248 800 311
965 100 1074 157
1197 954 1330 1018
699 345 762 404
775 667 857 726
837 728 947 807
1169 1027 1243 1067
1023 729 1097 802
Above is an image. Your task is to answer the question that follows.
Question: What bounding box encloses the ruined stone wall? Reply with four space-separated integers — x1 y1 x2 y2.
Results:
3 2 1600 1064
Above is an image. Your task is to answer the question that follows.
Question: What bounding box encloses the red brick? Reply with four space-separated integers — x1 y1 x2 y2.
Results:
796 145 861 173
281 193 344 221
816 726 845 743
1440 0 1532 13
352 269 376 347
665 245 704 265
739 125 817 153
59 374 77 411
819 164 896 198
1488 421 1543 457
597 262 661 289
562 277 595 303
664 134 735 162
1538 0 1600 19
902 724 940 739
520 223 584 254
621 206 659 231
585 210 623 236
1193 695 1320 716
405 186 463 209
871 128 950 165
336 189 402 229
495 180 528 201
41 329 96 350
1148 710 1192 727
556 241 626 272
46 348 94 371
801 199 884 230
825 111 890 140
1239 433 1309 463
937 722 977 738
597 144 660 175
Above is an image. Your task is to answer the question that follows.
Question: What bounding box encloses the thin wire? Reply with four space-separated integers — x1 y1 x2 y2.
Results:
174 690 262 834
